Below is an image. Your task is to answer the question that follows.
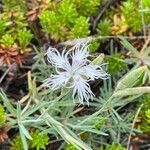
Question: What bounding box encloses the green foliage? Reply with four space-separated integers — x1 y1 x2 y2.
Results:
65 144 78 150
39 0 102 41
138 94 150 132
141 94 150 111
106 53 126 75
121 0 142 33
100 143 126 150
2 0 27 11
1 34 15 48
72 0 102 16
30 130 49 150
0 21 6 36
89 40 100 53
94 117 106 130
10 131 49 150
145 109 150 123
70 16 90 38
121 0 150 33
140 0 150 24
0 104 6 126
11 136 23 150
1 0 150 149
39 10 66 40
97 19 112 36
58 0 78 25
0 0 32 64
17 28 33 47
140 0 150 11
0 0 27 31
96 0 150 35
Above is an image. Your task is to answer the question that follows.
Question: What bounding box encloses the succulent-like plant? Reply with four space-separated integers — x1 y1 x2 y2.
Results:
121 0 143 32
145 109 150 123
30 130 49 150
10 136 23 150
64 144 78 150
0 21 6 36
89 40 100 53
100 143 126 150
39 10 66 40
0 104 6 127
94 117 106 130
57 0 78 25
70 16 90 38
17 28 33 47
106 53 126 75
111 14 128 35
138 94 150 132
2 0 27 12
0 34 15 48
140 0 150 12
39 0 103 41
97 19 112 36
72 0 102 16
0 0 32 65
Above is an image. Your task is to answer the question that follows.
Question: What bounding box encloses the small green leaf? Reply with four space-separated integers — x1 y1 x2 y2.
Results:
19 128 28 150
19 124 32 140
113 87 150 97
120 37 139 56
92 54 104 65
0 89 17 115
115 66 147 91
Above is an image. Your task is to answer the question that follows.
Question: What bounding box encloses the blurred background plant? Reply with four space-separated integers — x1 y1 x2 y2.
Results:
0 0 33 65
138 94 150 132
96 0 150 36
0 0 150 66
0 104 6 127
10 130 49 150
39 0 102 41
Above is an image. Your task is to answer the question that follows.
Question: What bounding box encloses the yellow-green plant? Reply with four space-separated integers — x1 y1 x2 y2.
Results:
89 39 100 53
97 19 112 36
121 0 150 33
17 28 33 47
100 143 126 150
72 0 102 16
1 34 15 48
11 136 23 150
0 0 33 65
0 104 6 126
30 130 49 150
106 53 126 75
64 144 78 150
39 0 103 41
69 16 90 38
138 94 150 132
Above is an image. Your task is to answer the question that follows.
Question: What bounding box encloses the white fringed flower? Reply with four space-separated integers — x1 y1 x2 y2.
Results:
43 42 109 105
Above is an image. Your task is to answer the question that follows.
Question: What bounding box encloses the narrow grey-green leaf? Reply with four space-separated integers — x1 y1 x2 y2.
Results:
113 87 150 97
115 66 147 91
19 127 28 150
19 124 32 140
120 37 139 56
0 89 17 115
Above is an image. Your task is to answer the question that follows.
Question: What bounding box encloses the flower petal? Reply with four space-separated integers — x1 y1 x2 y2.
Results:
71 42 90 69
78 64 110 80
72 75 94 105
46 47 71 70
43 72 70 89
